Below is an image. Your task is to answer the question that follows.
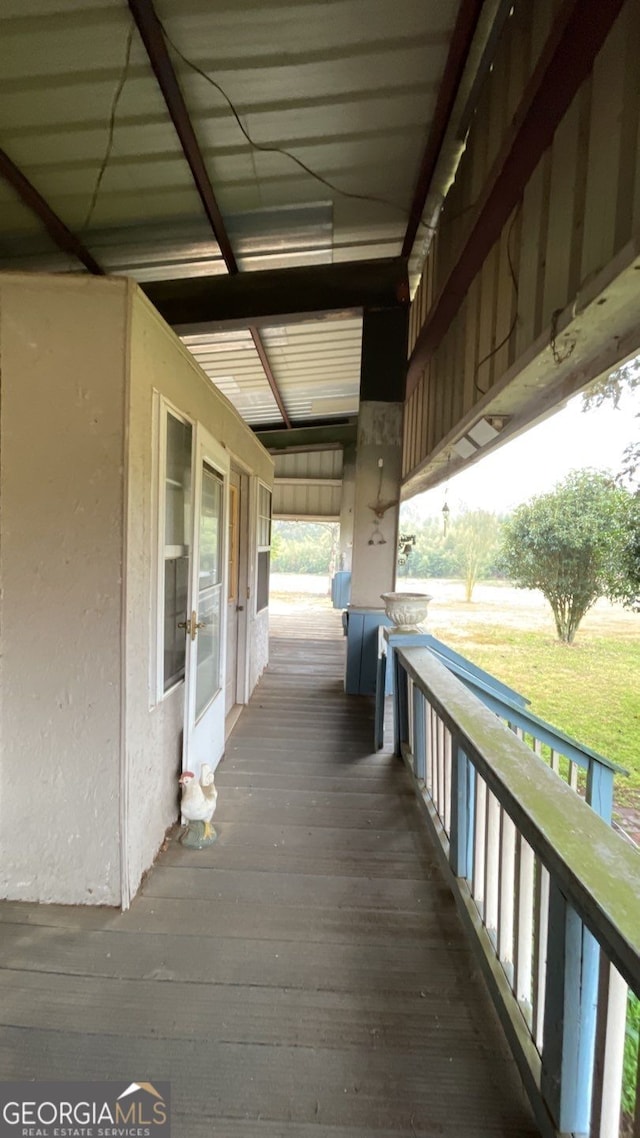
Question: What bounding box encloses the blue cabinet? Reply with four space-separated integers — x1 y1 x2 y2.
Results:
331 571 352 609
344 608 392 694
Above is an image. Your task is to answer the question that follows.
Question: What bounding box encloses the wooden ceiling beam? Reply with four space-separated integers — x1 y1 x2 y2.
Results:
128 0 292 426
407 0 627 394
256 419 358 452
0 149 104 276
144 257 409 326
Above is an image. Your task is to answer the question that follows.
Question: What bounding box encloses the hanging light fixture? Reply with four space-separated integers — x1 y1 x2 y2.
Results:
442 497 450 536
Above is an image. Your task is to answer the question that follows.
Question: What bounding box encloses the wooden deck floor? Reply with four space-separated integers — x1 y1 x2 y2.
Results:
0 621 539 1137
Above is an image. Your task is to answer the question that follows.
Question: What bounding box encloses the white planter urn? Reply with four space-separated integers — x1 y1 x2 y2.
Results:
381 591 432 632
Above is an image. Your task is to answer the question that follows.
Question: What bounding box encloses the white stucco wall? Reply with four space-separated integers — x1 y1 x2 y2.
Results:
0 275 128 905
351 402 403 608
0 276 274 908
124 292 274 903
250 609 270 692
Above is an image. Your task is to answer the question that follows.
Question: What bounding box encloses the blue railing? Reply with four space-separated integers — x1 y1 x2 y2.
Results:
377 629 626 823
391 645 639 1138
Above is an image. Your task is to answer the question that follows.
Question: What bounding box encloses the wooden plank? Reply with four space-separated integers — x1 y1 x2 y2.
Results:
492 212 516 382
580 9 628 281
0 923 470 990
614 0 640 250
0 1025 536 1134
541 91 582 327
568 78 593 299
475 242 499 396
462 275 481 414
0 634 539 1138
516 156 546 355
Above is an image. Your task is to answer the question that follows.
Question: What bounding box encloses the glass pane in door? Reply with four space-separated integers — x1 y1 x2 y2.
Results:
195 587 222 719
195 463 223 720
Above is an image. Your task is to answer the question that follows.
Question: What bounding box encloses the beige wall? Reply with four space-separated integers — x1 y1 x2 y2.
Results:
0 275 128 905
124 291 273 903
0 274 274 907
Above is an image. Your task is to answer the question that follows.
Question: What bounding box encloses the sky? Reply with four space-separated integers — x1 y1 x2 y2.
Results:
402 384 640 521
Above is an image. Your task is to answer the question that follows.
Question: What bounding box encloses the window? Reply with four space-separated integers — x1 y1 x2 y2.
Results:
194 463 224 719
162 411 192 692
256 483 272 613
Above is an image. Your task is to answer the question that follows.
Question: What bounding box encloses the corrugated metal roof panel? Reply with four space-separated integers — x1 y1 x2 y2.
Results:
275 449 343 480
181 315 362 427
0 0 459 270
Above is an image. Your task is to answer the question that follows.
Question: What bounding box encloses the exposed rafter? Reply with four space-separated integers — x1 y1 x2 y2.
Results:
0 149 104 276
401 0 484 260
248 328 291 427
128 0 292 427
407 0 627 394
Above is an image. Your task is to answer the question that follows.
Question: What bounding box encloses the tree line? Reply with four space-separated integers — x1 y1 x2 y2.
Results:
273 469 640 644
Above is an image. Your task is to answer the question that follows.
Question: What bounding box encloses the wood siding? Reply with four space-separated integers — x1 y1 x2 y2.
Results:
403 0 640 490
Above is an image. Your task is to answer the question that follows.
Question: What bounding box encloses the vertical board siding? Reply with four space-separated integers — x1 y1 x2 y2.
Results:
405 0 640 484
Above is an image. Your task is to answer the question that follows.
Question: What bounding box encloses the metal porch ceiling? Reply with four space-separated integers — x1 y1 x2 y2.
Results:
0 0 478 429
0 0 459 275
182 314 362 427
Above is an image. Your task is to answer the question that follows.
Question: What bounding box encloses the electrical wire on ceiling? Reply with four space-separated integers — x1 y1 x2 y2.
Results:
157 18 438 237
82 23 135 232
473 201 520 396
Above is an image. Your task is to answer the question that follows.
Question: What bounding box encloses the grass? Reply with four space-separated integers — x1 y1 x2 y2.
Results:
271 574 640 810
427 612 640 807
440 626 639 775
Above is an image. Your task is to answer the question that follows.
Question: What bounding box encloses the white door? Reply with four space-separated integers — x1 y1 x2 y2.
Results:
183 427 229 776
225 469 241 716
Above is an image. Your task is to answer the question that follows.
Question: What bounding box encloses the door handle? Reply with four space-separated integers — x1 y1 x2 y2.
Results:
178 611 206 640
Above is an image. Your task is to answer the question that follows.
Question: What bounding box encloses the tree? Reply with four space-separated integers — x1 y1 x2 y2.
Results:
447 510 502 601
500 470 638 643
582 354 640 489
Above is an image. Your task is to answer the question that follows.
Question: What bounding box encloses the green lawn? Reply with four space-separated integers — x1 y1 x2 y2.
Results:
430 622 640 805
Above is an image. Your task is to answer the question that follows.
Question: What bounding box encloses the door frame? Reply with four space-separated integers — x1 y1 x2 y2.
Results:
182 423 230 776
226 452 255 711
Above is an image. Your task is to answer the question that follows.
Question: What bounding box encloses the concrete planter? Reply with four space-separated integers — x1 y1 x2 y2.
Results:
381 591 432 631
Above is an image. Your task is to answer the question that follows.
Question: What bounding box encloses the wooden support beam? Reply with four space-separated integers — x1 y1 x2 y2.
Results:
143 257 409 326
402 0 485 259
0 149 104 276
360 307 409 402
256 419 357 452
407 0 627 394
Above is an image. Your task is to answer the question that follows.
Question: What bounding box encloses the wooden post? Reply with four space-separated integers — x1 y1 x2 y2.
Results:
541 880 600 1134
587 759 614 823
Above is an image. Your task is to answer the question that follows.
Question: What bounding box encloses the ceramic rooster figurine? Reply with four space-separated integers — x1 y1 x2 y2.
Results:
178 764 218 848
